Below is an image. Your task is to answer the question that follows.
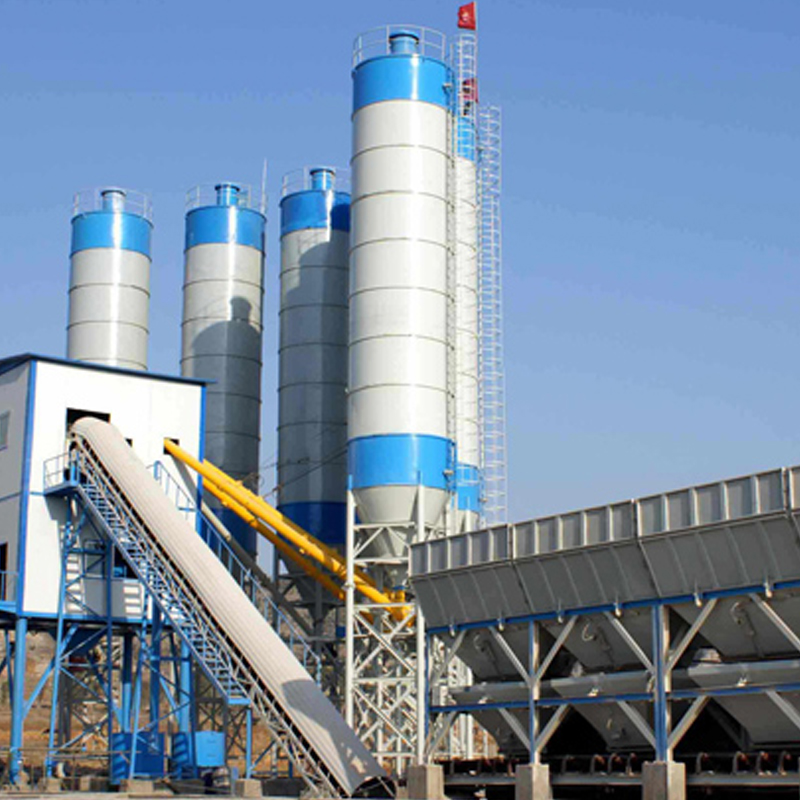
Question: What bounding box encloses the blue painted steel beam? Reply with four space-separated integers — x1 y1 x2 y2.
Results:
652 606 668 761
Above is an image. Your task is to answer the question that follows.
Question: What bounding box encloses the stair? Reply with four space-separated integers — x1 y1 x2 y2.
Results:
48 442 352 797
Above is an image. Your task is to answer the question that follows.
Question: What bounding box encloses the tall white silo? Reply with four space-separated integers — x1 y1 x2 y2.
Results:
67 188 152 370
348 27 454 548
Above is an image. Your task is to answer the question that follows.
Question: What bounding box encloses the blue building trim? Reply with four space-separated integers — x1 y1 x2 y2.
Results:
70 212 152 257
16 360 36 614
353 55 450 112
185 206 265 251
0 353 208 387
456 463 481 512
349 434 452 491
279 191 350 236
278 501 346 547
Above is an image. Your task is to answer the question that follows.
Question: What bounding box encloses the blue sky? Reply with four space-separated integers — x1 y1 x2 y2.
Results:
0 0 798 521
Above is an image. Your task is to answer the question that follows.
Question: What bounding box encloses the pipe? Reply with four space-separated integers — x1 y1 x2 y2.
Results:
202 480 346 603
163 439 408 617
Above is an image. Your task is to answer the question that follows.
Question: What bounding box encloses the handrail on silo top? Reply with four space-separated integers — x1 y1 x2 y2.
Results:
185 183 266 215
281 166 351 198
352 24 446 68
72 187 153 221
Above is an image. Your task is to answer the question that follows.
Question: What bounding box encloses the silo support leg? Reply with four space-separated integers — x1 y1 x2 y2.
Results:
643 605 685 800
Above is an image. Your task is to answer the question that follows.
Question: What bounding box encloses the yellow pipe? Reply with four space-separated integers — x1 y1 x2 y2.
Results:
164 438 408 618
203 480 346 603
204 455 377 588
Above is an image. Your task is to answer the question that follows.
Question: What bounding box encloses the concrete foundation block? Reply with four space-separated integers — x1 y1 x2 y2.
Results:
515 763 551 800
119 778 155 795
38 776 63 793
642 761 686 800
406 764 445 800
78 775 110 792
233 778 263 798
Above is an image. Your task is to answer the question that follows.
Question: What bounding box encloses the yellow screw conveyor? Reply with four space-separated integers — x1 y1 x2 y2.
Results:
163 438 409 621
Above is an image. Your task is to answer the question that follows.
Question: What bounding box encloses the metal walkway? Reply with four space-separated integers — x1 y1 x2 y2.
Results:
44 418 383 797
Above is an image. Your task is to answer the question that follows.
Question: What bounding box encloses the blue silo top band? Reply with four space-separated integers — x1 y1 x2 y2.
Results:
456 463 481 512
278 501 346 546
353 55 450 112
349 434 452 491
185 206 265 251
280 190 350 236
70 211 152 257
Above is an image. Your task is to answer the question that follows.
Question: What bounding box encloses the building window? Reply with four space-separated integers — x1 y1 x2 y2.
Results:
0 412 9 451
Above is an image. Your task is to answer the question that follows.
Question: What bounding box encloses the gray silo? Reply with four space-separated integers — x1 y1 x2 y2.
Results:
181 183 266 554
278 167 350 549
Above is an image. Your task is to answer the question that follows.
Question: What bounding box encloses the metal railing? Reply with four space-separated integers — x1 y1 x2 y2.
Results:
48 441 343 798
44 451 322 682
185 183 266 215
352 25 446 67
281 166 350 198
149 461 322 682
72 187 153 221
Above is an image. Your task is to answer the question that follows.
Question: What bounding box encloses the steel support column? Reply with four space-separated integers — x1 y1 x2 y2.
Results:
9 615 28 784
652 605 670 762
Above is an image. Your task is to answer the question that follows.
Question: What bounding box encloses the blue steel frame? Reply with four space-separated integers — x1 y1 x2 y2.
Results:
38 487 197 783
425 579 800 768
1 461 269 786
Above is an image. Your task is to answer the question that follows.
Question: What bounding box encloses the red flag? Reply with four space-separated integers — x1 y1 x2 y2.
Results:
457 2 477 30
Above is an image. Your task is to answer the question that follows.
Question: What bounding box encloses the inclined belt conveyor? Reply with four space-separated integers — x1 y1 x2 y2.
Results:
47 418 383 798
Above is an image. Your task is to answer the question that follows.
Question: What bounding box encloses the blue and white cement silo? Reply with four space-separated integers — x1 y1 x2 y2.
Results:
349 27 453 536
453 33 481 531
68 188 152 370
278 167 350 548
180 183 266 555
